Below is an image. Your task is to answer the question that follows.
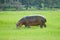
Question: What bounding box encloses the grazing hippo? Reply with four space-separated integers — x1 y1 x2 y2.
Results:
16 15 46 28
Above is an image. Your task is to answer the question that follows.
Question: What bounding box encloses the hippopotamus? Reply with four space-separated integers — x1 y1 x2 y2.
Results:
16 15 46 28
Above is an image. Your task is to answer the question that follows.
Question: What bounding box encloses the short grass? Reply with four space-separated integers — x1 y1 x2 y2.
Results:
0 11 60 40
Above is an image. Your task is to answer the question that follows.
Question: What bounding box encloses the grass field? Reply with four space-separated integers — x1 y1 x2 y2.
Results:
0 11 60 40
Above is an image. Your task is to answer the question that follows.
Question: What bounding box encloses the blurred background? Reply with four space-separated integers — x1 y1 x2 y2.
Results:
0 0 60 40
0 0 60 11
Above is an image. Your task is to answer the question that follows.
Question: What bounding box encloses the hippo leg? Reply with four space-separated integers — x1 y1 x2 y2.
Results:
44 23 46 28
25 24 30 28
40 21 44 28
40 23 43 28
40 24 43 28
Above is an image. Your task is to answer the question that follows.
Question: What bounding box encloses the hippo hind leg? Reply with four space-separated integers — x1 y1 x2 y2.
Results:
40 24 43 28
40 21 44 28
40 23 46 28
44 23 46 28
40 20 46 28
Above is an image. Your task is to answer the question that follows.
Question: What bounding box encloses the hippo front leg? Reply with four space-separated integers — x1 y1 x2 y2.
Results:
25 24 30 28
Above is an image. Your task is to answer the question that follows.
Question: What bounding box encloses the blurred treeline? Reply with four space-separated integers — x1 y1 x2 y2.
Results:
0 0 60 11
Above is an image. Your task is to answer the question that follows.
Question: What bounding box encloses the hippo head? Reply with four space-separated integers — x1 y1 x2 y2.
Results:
16 21 23 29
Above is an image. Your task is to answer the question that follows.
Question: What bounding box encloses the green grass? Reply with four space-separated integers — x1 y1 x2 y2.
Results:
0 11 60 40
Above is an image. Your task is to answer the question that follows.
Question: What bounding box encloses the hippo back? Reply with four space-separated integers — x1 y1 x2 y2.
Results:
23 16 46 22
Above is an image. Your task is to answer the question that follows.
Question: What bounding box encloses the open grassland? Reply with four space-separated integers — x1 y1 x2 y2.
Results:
0 11 60 40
